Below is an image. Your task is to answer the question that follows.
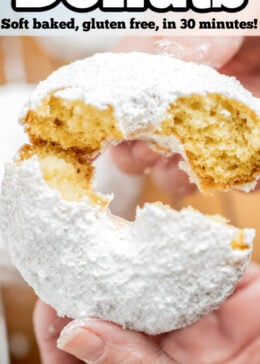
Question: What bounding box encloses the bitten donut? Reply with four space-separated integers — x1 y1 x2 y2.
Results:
0 53 258 334
21 52 260 192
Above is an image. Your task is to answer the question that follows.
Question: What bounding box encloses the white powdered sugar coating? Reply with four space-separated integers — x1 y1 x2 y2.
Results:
0 157 254 334
21 52 260 135
0 84 32 269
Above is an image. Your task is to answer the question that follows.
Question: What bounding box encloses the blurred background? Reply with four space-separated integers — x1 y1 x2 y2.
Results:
0 36 259 363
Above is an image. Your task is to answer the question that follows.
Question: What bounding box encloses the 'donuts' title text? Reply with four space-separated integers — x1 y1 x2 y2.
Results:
12 0 249 13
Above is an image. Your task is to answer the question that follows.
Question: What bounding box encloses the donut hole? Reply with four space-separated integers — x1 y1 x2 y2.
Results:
160 94 260 190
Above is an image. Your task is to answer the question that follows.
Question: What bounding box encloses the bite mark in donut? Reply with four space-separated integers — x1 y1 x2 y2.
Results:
19 52 259 196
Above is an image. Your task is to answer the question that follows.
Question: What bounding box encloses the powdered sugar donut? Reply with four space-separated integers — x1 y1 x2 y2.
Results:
0 53 258 334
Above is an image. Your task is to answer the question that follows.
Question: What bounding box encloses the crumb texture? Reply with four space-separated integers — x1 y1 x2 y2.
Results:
21 52 260 192
25 98 123 154
161 94 260 190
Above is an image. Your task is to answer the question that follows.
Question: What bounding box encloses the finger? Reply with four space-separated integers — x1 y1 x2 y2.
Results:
33 300 78 364
115 36 244 69
220 37 260 97
230 336 260 364
111 142 196 196
57 318 176 364
219 263 260 347
110 141 159 175
131 140 161 166
235 263 260 291
151 156 197 197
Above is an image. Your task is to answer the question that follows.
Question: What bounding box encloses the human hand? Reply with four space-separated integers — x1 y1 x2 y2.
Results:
34 263 260 364
33 37 260 363
111 37 260 195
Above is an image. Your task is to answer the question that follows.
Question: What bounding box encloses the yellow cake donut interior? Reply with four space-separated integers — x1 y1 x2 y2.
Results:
21 93 259 195
20 145 107 205
25 96 123 154
231 230 250 251
160 94 260 190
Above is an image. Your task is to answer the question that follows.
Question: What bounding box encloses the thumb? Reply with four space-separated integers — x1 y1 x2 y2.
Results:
114 36 244 69
57 318 176 364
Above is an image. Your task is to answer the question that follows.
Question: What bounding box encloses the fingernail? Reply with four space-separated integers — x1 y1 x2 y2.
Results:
57 320 105 362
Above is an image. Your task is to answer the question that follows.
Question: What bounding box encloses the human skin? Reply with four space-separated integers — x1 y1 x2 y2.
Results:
34 37 260 363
